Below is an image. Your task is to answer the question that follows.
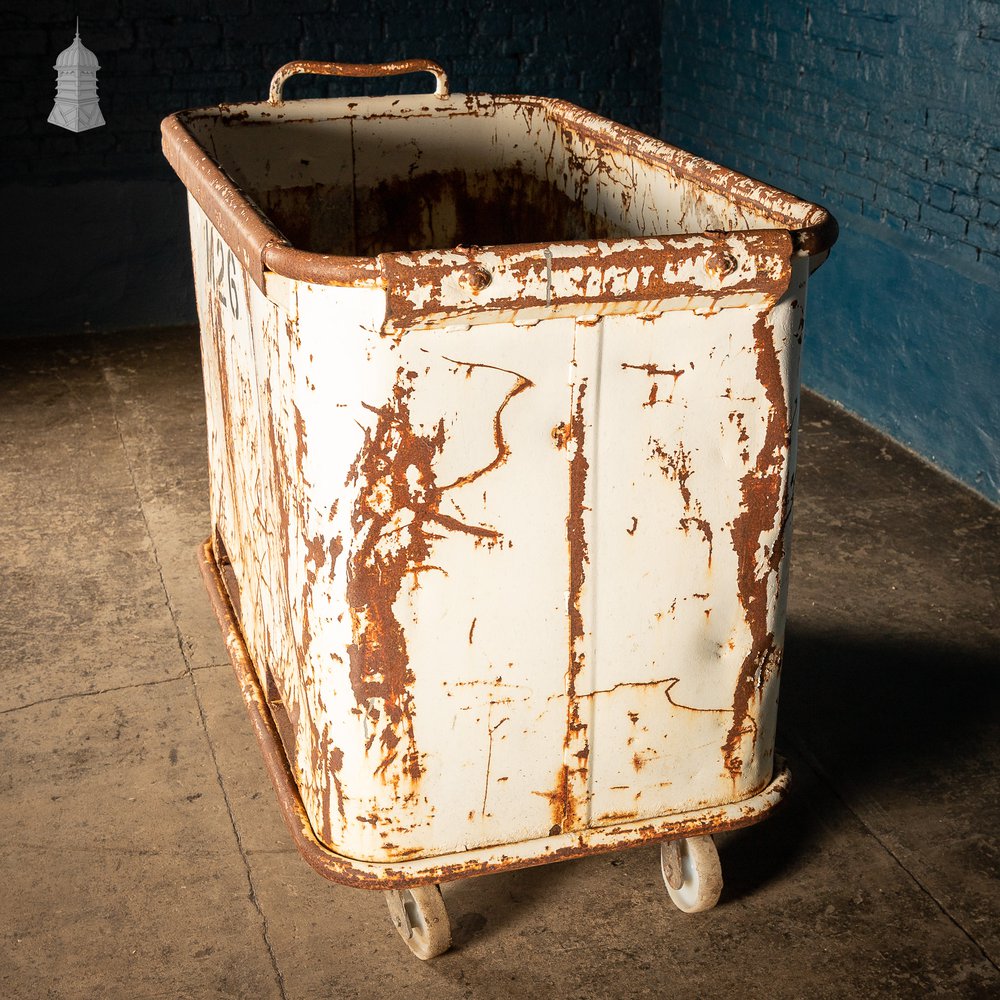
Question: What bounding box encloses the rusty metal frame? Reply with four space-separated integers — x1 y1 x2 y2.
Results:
199 538 792 890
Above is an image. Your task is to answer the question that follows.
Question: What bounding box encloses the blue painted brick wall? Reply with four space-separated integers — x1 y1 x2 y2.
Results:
661 0 1000 501
661 0 998 266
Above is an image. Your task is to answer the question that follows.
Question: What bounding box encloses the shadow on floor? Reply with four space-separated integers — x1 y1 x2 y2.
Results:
708 625 1000 903
781 625 998 783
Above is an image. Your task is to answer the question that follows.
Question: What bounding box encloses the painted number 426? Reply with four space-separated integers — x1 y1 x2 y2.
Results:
205 220 240 320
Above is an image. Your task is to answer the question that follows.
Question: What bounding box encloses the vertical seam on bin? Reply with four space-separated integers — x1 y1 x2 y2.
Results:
350 118 358 256
585 315 605 826
544 247 553 305
559 322 592 834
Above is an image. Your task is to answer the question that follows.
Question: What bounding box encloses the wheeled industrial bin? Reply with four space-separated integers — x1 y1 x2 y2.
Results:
162 59 837 959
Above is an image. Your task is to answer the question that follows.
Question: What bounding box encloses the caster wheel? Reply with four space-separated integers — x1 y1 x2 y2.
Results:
660 835 723 913
385 884 452 960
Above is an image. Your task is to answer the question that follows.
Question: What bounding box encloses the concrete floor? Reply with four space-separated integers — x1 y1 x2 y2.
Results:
1 326 997 999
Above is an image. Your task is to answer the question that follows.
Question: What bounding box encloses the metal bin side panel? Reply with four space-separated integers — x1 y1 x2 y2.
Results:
326 275 808 861
191 196 387 857
200 262 604 864
329 314 589 860
583 259 809 826
181 112 356 232
189 194 281 669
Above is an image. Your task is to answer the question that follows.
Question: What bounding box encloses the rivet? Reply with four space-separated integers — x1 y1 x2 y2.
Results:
459 265 492 293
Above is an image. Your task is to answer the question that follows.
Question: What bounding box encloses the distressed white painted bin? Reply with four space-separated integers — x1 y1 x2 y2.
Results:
162 60 837 959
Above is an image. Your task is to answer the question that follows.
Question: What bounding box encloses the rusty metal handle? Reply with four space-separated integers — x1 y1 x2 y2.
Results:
268 59 450 105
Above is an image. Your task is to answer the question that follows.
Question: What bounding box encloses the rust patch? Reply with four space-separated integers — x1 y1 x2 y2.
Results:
293 403 309 480
724 312 789 780
328 535 344 576
345 364 532 793
303 534 327 575
728 410 750 445
436 356 534 491
329 747 345 819
346 370 476 787
567 378 590 687
598 809 640 822
664 678 752 733
650 424 722 572
621 362 685 407
201 529 792 890
256 168 619 259
652 440 694 510
551 421 572 450
678 516 714 567
353 167 619 256
550 376 590 832
314 733 346 842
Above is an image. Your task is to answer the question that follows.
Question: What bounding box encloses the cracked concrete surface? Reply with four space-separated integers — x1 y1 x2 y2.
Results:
1 327 997 999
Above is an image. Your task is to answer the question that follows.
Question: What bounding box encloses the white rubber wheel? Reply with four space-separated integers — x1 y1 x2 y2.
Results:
660 835 723 913
385 885 452 960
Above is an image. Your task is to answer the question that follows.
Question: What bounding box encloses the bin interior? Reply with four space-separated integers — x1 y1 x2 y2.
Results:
184 96 788 258
255 162 622 256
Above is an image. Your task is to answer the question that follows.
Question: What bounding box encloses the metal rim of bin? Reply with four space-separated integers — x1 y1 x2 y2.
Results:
160 88 838 294
198 538 793 891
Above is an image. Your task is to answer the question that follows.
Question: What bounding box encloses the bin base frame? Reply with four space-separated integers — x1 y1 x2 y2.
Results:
198 537 792 890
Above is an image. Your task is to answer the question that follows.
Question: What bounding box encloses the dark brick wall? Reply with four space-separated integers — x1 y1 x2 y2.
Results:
660 0 1000 500
3 0 662 186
